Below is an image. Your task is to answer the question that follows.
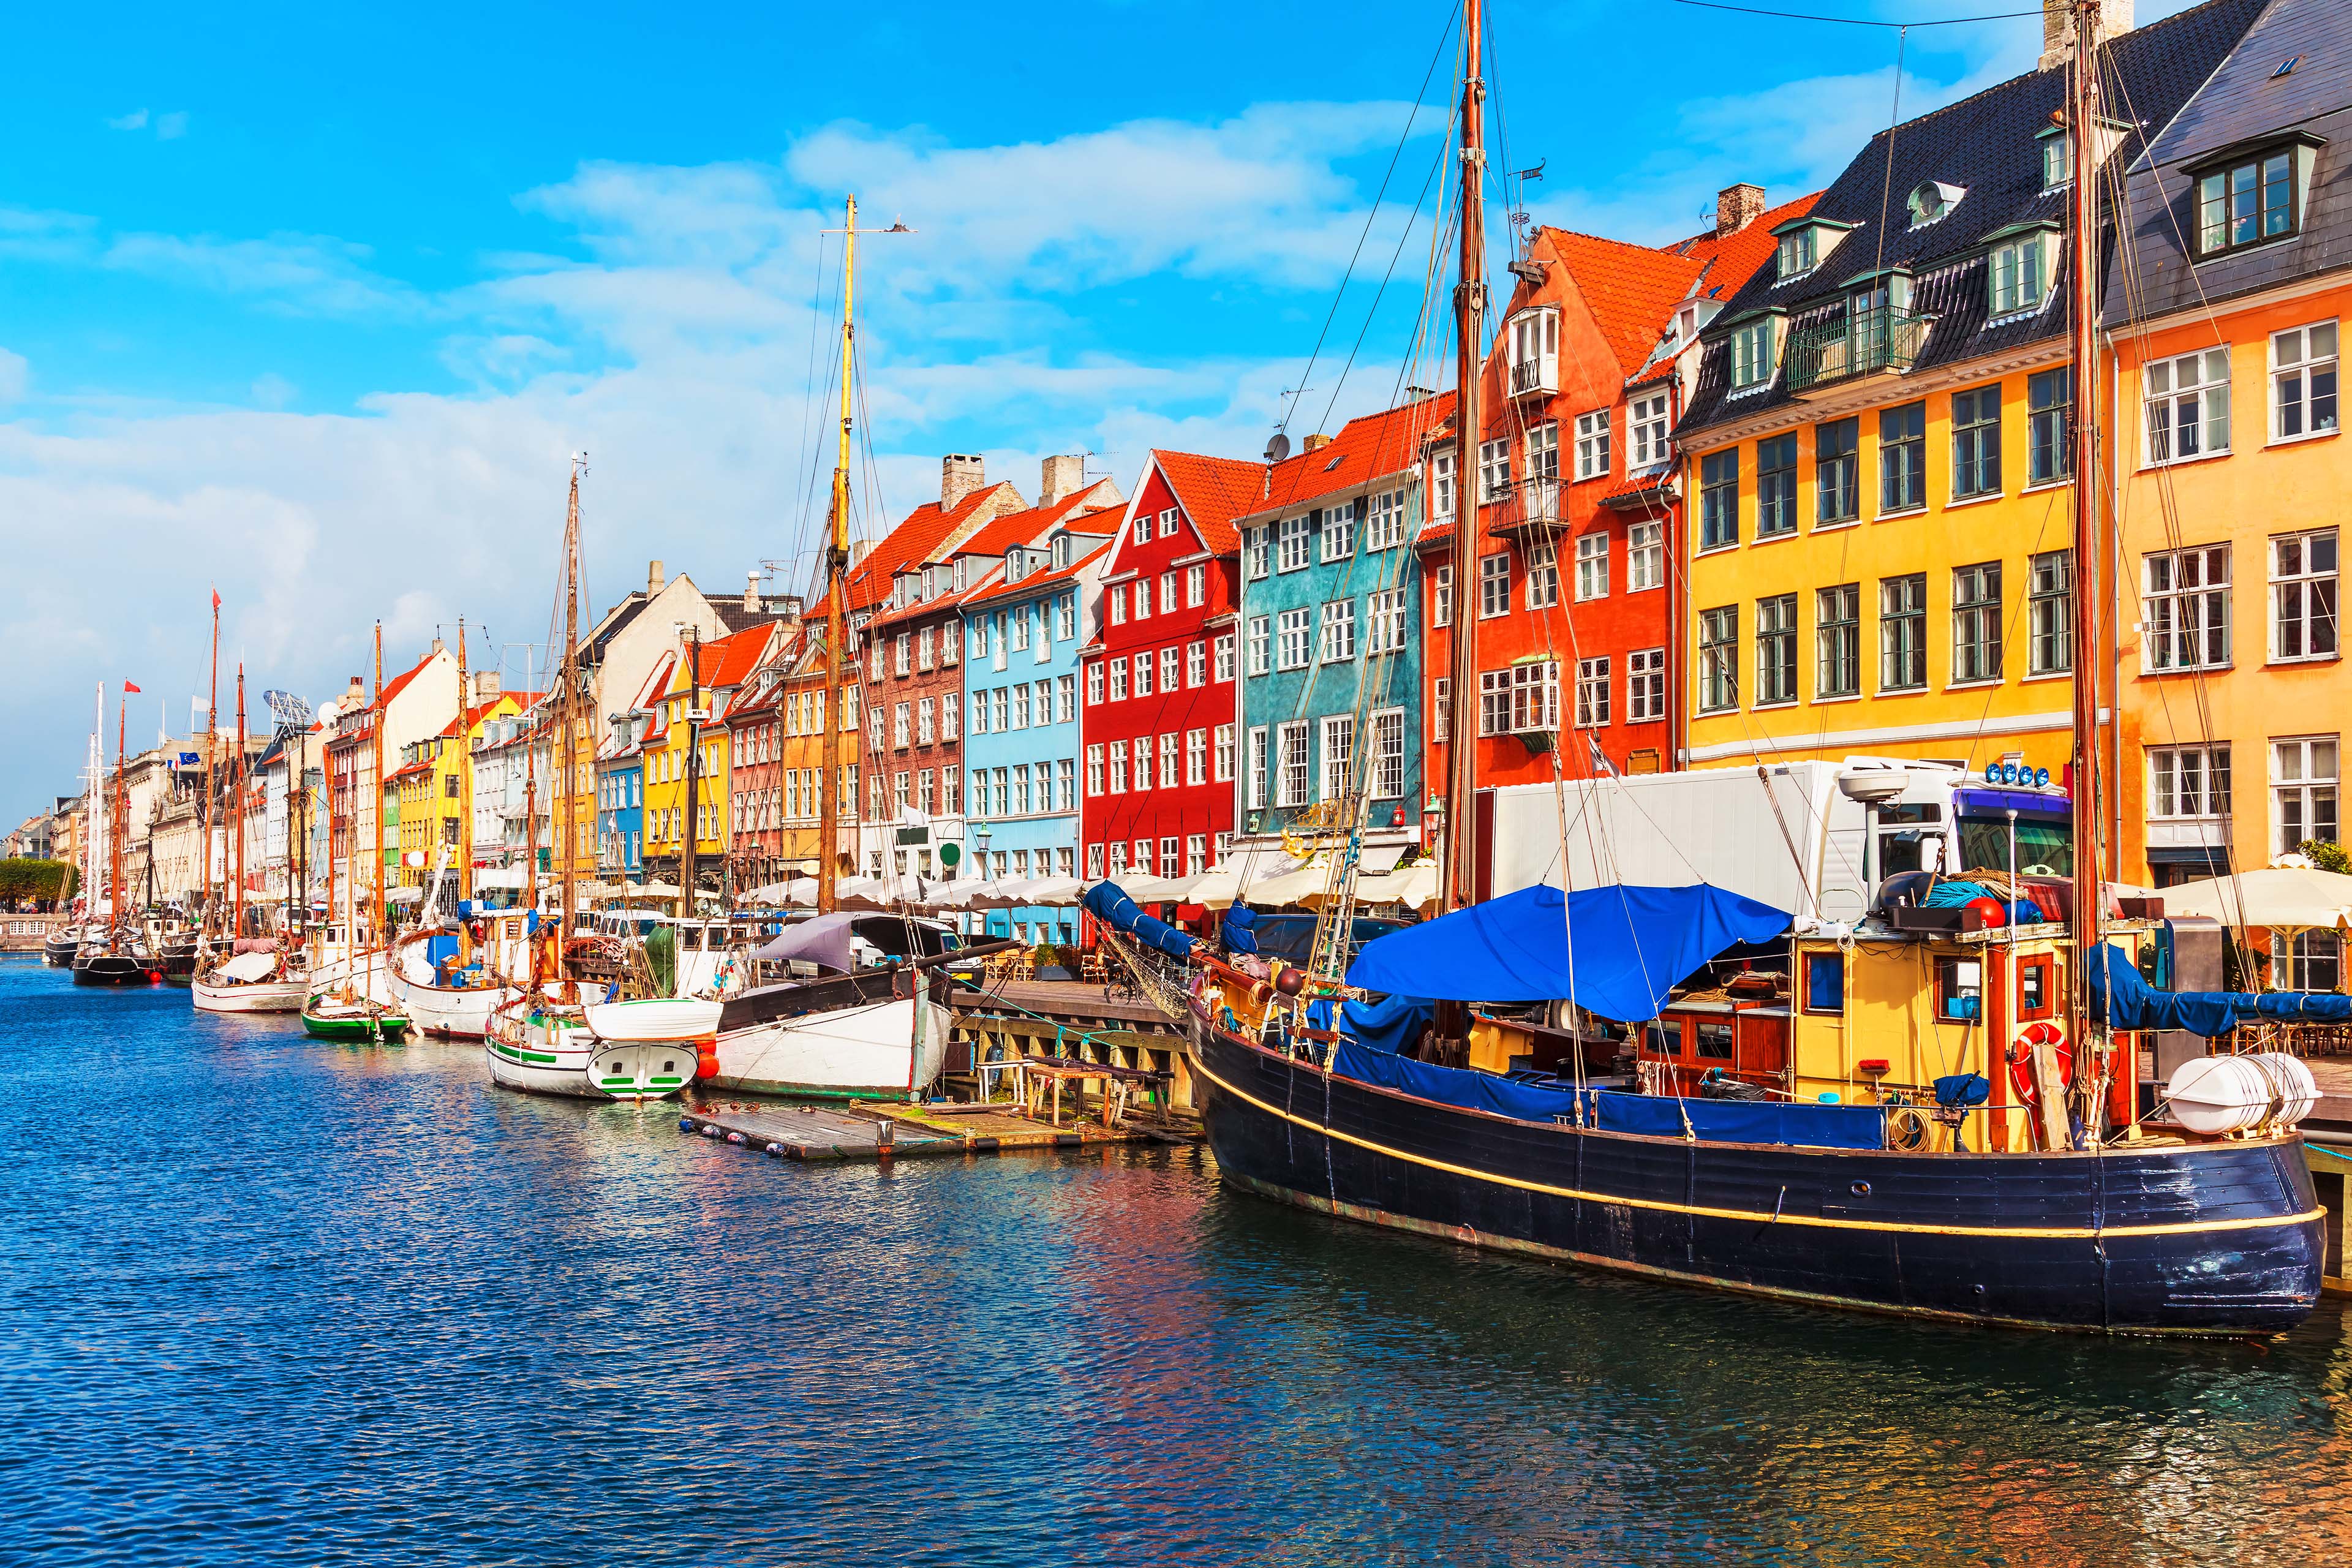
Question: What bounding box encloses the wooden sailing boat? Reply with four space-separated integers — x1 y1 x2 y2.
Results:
72 682 158 986
1096 0 2331 1335
194 665 307 1011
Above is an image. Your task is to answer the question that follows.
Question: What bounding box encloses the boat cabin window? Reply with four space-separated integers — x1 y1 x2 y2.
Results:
1937 959 1983 1021
1643 1020 1681 1058
1956 815 2073 878
1692 1020 1735 1059
2018 954 2053 1019
1803 952 1844 1014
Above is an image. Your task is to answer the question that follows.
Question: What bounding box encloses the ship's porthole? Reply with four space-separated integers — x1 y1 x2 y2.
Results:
1849 1180 1872 1197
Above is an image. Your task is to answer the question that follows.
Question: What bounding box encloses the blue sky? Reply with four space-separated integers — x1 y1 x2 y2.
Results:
0 0 2193 815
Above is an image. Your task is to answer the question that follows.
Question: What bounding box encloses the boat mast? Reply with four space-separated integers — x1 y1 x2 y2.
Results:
113 685 128 931
373 620 385 949
2065 1 2104 1056
1440 0 1486 910
561 458 584 960
204 594 218 936
818 194 857 918
681 625 703 921
456 619 473 912
233 665 246 941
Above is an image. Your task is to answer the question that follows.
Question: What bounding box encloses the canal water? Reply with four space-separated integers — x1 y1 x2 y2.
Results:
7 957 2351 1567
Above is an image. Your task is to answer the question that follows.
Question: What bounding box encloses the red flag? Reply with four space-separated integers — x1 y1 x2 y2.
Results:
124 681 143 694
211 590 222 610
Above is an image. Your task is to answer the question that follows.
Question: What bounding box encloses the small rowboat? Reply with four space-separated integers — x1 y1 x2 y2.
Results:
300 993 410 1042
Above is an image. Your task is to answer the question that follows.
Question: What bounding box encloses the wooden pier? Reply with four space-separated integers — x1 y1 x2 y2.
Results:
679 1096 1177 1163
946 977 1197 1111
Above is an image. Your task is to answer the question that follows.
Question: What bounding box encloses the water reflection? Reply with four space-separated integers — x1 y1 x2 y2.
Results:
5 956 2348 1567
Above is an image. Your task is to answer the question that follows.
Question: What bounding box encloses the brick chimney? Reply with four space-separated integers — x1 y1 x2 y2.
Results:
647 559 665 596
941 454 986 513
1040 453 1085 507
744 571 762 612
2038 0 2131 72
471 670 500 704
1302 433 1333 453
1716 183 1767 237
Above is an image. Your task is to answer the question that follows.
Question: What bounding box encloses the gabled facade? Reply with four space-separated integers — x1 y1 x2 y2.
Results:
1232 394 1453 867
323 644 460 916
1674 0 2266 783
2107 0 2352 912
640 621 778 894
1079 450 1261 886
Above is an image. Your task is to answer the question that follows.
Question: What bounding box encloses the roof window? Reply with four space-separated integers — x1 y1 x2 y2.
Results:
2188 134 2323 259
1906 182 1966 228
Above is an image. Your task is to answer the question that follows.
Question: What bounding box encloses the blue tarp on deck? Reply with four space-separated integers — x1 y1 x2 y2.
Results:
2087 943 2352 1037
1343 883 1790 1021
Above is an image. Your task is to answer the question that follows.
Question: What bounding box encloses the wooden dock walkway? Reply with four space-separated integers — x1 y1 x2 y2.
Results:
679 1096 1182 1163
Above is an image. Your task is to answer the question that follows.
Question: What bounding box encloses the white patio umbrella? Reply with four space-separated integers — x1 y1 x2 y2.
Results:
2155 867 2352 932
1244 862 1344 908
742 879 816 907
1310 861 1442 914
1022 876 1084 906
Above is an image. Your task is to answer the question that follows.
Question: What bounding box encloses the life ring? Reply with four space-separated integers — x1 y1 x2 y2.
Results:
2007 1019 2074 1105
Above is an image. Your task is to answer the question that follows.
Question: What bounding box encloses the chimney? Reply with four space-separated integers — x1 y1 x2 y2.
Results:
941 453 986 513
2038 0 2130 72
1302 433 1333 453
745 571 762 612
1040 454 1085 507
1716 183 1767 237
431 635 445 655
647 559 665 597
472 670 500 704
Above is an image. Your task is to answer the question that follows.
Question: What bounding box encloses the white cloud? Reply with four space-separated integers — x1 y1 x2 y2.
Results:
0 348 27 405
250 373 296 410
101 231 421 316
106 108 149 131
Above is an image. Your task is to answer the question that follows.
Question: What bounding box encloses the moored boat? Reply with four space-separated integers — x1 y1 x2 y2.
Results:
71 927 157 987
42 926 83 967
300 992 410 1041
484 981 698 1100
193 949 307 1013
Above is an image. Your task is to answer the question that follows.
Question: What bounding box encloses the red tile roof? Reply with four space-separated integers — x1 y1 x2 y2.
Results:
949 480 1122 560
690 623 775 689
1237 392 1457 526
1148 450 1266 554
960 538 1115 608
844 480 1025 613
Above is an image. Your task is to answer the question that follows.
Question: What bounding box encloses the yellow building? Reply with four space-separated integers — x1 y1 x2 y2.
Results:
383 692 523 894
1672 7 2253 789
640 623 777 891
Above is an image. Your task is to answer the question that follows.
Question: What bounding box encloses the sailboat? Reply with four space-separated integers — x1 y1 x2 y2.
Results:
1086 1 2326 1336
194 666 307 1012
74 682 159 987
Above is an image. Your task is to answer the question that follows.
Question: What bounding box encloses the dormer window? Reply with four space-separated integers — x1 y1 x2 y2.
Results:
1730 315 1781 391
1776 226 1817 279
1985 223 2056 317
1050 534 1072 569
2041 130 2073 190
952 557 968 592
2190 135 2322 258
1907 181 1965 228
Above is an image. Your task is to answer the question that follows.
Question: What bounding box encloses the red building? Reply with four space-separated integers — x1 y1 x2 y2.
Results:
1079 449 1262 886
1420 183 1816 823
720 623 809 889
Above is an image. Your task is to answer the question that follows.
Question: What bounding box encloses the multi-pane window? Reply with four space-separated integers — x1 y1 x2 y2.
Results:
1430 450 1456 520
1057 594 1076 640
1366 489 1406 550
1014 608 1033 650
894 632 911 675
1817 584 1860 698
1730 318 1775 389
1277 608 1312 671
1777 224 1818 278
1627 521 1662 591
2277 930 2342 992
1880 402 1926 511
1698 606 1738 712
1479 553 1511 618
916 698 935 745
1629 392 1671 469
1479 662 1558 735
2027 368 2072 483
1574 532 1608 601
1159 508 1181 540
1215 723 1236 781
1757 434 1798 537
1433 676 1451 737
2150 745 2230 820
1319 715 1354 799
1012 684 1032 728
1433 564 1454 625
1815 417 1858 525
1109 661 1128 703
1186 642 1205 688
916 625 935 671
2198 148 2297 257
1755 594 1798 706
1278 722 1310 807
1109 589 1126 627
1161 733 1179 789
1988 235 2046 316
1700 448 1738 549
1880 574 1928 691
1951 563 2003 684
2029 550 2073 675
1319 598 1357 662
1575 656 1611 728
1056 674 1076 722
1086 744 1104 797
2273 322 2339 441
1248 616 1272 676
1627 647 1665 722
2272 529 2339 662
1479 437 1512 503
1574 410 1610 480
892 701 910 748
1322 500 1355 562
1510 307 1559 393
1247 726 1269 809
1246 527 1271 579
1131 581 1149 620
2273 736 2339 856
1278 513 1311 572
1367 589 1408 654
1183 728 1208 787
1086 843 1104 878
1525 544 1560 609
1185 834 1207 876
2146 348 2232 463
1159 647 1179 692
1132 653 1152 699
1160 573 1178 614
1011 766 1030 816
1186 564 1206 606
1215 633 1235 682
1952 385 2001 498
1120 737 1140 793
2144 545 2231 671
1159 837 1180 877
1370 709 1405 799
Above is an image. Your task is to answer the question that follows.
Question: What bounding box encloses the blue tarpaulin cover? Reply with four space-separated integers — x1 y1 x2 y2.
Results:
1343 883 1790 1020
1084 882 1197 959
2087 943 2352 1036
1330 1042 1888 1148
1338 992 1435 1057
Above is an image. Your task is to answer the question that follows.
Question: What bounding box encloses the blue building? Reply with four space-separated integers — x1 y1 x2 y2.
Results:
1231 396 1449 875
956 481 1123 947
597 743 644 881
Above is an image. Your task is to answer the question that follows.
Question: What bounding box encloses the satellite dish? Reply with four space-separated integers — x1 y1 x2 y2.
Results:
1264 432 1292 464
261 689 313 727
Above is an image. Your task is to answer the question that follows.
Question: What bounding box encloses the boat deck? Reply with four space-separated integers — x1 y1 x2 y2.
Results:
677 1096 1176 1163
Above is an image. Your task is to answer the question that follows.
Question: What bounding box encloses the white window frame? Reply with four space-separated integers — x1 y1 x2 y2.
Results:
1627 647 1665 723
2272 735 2340 858
1186 727 1207 786
2148 744 2230 821
1508 306 1559 396
1276 721 1310 807
1369 708 1405 800
1478 553 1511 619
1246 527 1271 579
1321 500 1355 562
1276 608 1312 671
1366 588 1407 654
1479 437 1512 504
1319 714 1354 801
1214 633 1235 683
1366 488 1406 551
1215 723 1235 783
1575 655 1610 729
1277 514 1311 573
2143 545 2231 673
1246 726 1270 810
2271 321 2340 443
1629 391 1671 469
2144 347 2233 466
2270 528 2339 663
1573 410 1610 480
1574 532 1609 601
1247 616 1272 676
1318 598 1356 663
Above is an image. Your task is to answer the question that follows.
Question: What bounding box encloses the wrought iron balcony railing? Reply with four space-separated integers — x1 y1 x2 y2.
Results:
1786 307 1929 394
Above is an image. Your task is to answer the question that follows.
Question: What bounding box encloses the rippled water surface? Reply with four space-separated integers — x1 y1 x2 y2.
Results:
8 957 2352 1566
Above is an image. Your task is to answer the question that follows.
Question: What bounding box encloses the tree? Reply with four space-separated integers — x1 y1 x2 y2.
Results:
2297 839 2351 876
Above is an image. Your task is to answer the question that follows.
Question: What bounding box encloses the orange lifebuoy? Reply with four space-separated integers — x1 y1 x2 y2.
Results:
2007 1020 2074 1104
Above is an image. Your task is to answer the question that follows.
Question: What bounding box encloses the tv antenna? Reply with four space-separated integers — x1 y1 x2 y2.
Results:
260 689 313 734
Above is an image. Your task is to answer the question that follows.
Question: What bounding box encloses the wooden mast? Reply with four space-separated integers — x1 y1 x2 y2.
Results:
1440 0 1485 910
113 686 128 932
203 593 219 937
373 620 385 948
561 457 584 960
2064 0 2108 1121
681 625 703 922
233 665 246 940
818 193 857 918
456 619 473 911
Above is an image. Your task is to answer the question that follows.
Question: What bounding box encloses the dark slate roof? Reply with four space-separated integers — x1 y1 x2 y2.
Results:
2106 0 2352 323
1679 0 2271 437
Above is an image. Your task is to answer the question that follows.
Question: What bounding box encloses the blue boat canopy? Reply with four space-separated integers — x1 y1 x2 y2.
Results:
2086 943 2352 1037
1344 883 1790 1020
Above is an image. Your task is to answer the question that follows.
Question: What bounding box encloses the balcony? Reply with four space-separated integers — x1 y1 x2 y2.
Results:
1786 307 1929 397
1508 355 1558 401
1491 477 1564 543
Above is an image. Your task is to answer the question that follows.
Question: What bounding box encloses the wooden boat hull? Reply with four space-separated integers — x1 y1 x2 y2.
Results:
483 1015 690 1101
192 978 307 1013
300 1008 410 1042
1187 1014 2324 1336
72 954 156 986
388 970 510 1039
709 995 944 1099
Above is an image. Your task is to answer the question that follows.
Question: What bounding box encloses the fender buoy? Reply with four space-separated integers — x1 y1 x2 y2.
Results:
695 1038 720 1080
2007 1022 2075 1104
